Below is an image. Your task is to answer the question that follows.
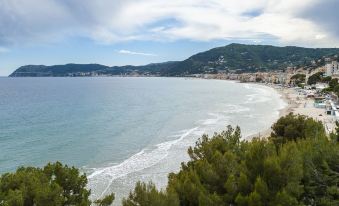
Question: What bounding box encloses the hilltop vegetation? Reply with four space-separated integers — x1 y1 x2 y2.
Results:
164 44 339 75
9 62 179 77
1 114 338 206
9 44 339 77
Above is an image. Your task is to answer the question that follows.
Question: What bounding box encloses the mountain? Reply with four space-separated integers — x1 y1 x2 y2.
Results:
9 62 179 77
9 44 339 77
163 43 339 75
9 64 109 77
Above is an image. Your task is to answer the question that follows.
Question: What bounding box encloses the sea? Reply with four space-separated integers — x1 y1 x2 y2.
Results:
0 77 286 204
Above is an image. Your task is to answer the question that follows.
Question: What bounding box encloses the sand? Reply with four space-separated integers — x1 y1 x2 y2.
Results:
279 87 336 134
247 84 336 140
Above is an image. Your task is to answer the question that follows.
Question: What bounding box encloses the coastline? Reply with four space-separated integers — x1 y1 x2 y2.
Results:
86 79 286 204
3 77 329 204
245 82 337 139
244 83 298 140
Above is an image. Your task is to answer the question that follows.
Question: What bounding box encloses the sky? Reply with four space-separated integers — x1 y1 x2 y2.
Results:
0 0 339 76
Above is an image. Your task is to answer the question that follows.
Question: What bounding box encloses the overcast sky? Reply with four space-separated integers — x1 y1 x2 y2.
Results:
0 0 339 76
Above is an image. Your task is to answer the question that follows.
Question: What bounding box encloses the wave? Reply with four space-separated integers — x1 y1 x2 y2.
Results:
87 127 198 199
241 83 284 104
87 104 253 199
244 93 271 104
200 113 224 125
222 104 250 114
243 85 274 104
86 84 286 201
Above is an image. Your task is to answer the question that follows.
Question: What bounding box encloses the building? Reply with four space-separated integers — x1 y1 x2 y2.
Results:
325 61 339 76
278 73 288 85
314 96 326 108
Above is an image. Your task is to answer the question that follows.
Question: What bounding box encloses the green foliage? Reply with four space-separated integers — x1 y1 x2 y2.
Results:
125 115 338 206
323 78 339 96
329 121 339 143
333 85 339 96
300 138 339 205
122 182 179 206
322 87 333 93
43 162 90 205
307 72 323 85
322 76 332 83
291 74 306 85
255 77 262 82
0 162 114 206
270 113 326 146
94 193 115 206
329 78 338 88
166 44 339 75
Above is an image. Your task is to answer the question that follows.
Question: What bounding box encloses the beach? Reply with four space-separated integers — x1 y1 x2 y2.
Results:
271 85 336 134
246 83 336 140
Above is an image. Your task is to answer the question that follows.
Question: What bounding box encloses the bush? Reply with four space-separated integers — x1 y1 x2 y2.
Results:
307 72 323 85
94 193 115 206
329 78 338 88
0 162 114 206
270 113 326 146
291 74 306 85
322 76 332 83
122 182 179 206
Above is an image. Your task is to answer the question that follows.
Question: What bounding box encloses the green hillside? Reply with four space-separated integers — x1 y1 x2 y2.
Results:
9 44 339 77
163 43 339 75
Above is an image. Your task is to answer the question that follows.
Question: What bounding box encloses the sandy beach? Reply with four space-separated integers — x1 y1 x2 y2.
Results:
247 83 336 140
278 86 336 134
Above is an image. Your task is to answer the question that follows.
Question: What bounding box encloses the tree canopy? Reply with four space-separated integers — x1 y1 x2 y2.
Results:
0 162 114 206
307 72 323 85
270 113 326 145
290 74 306 86
123 114 339 206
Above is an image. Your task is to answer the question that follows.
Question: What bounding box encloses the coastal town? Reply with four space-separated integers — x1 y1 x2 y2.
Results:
197 59 339 134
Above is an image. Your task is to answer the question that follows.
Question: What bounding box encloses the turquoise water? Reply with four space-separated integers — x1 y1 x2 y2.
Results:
0 77 285 203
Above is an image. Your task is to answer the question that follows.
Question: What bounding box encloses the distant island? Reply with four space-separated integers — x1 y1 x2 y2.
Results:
9 43 339 77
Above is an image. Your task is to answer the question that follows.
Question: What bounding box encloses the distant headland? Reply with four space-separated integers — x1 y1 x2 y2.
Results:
9 43 339 77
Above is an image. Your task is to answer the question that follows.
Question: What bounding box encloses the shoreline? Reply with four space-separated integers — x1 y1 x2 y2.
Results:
244 83 299 140
244 82 337 139
86 79 286 204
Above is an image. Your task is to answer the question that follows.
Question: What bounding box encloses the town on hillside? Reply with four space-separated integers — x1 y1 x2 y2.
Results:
197 58 339 134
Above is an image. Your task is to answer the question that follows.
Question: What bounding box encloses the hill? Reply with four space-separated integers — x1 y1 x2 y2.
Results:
9 61 179 77
9 44 339 77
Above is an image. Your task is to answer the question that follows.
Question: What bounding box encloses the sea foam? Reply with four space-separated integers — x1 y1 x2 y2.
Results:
85 81 286 202
87 127 198 199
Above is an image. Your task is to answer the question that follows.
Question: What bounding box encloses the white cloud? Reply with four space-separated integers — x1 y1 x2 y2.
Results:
0 0 338 47
315 34 326 40
118 49 157 56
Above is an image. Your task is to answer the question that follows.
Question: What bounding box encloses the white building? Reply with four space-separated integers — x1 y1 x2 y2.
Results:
325 61 339 76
